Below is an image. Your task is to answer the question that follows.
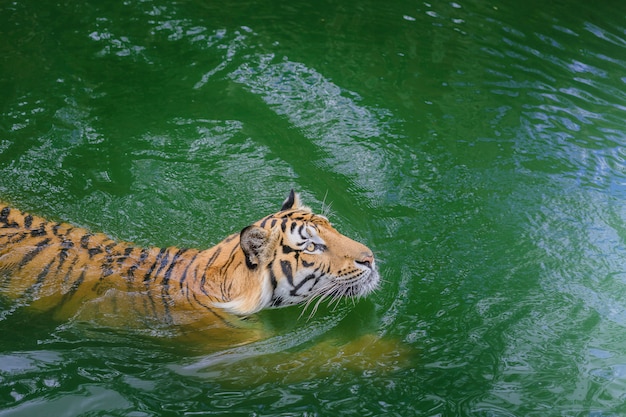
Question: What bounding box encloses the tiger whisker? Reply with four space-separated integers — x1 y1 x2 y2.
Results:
299 284 331 320
306 291 331 321
300 278 354 320
320 190 335 219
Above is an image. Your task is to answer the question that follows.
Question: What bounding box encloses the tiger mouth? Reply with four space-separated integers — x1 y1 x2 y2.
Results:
324 267 380 299
298 268 379 318
341 268 380 297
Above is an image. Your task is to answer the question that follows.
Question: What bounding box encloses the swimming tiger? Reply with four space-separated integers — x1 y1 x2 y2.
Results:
0 190 379 332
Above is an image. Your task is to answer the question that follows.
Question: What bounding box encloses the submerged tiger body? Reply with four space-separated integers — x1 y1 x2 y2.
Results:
0 191 379 332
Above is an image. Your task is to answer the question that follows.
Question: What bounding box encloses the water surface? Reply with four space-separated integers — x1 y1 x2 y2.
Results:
1 0 626 415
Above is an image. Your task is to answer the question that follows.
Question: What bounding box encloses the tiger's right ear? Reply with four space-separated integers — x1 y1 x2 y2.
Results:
281 189 301 211
240 225 271 269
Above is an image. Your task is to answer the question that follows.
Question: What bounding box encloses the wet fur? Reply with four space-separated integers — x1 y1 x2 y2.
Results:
0 191 379 328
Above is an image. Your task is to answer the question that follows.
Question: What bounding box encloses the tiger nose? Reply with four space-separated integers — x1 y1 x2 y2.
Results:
356 252 375 269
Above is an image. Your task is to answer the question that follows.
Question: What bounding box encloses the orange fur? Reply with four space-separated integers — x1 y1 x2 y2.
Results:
0 191 379 330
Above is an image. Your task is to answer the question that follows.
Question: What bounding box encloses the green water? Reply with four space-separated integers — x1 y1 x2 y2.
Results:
2 0 626 415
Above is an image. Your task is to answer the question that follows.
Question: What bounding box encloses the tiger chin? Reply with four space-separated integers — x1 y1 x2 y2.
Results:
0 190 380 332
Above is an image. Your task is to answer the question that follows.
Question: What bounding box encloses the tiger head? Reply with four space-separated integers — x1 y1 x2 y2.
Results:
213 190 380 315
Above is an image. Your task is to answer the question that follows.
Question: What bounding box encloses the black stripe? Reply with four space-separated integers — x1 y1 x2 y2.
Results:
160 296 173 324
0 207 18 228
221 270 233 301
58 246 70 270
297 224 308 240
117 246 135 268
141 290 155 317
153 249 172 281
218 243 240 277
34 258 54 284
142 284 159 318
144 248 167 283
182 265 198 303
222 234 238 244
55 240 74 275
123 246 135 258
22 257 56 302
291 273 318 295
61 253 80 285
217 245 241 300
80 234 92 249
199 248 222 297
268 261 277 290
100 242 118 278
259 214 274 228
81 234 104 257
159 249 188 325
161 248 187 287
0 207 10 224
51 267 85 316
52 223 62 235
280 259 294 286
30 223 47 237
191 292 237 327
127 248 149 282
18 238 51 269
205 246 222 269
3 231 28 246
178 252 199 289
24 214 33 229
100 264 113 278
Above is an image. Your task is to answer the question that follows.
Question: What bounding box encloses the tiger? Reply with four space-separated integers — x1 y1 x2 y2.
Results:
0 190 379 335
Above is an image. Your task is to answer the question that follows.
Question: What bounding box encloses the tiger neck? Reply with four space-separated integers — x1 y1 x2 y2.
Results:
153 237 270 316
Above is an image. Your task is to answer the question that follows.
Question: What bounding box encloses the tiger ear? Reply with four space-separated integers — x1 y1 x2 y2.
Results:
281 189 301 211
240 225 271 269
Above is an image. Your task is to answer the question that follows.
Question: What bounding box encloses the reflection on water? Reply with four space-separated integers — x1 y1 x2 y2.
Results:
1 0 626 415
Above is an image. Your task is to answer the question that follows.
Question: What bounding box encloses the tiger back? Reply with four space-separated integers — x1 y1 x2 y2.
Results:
0 191 379 335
